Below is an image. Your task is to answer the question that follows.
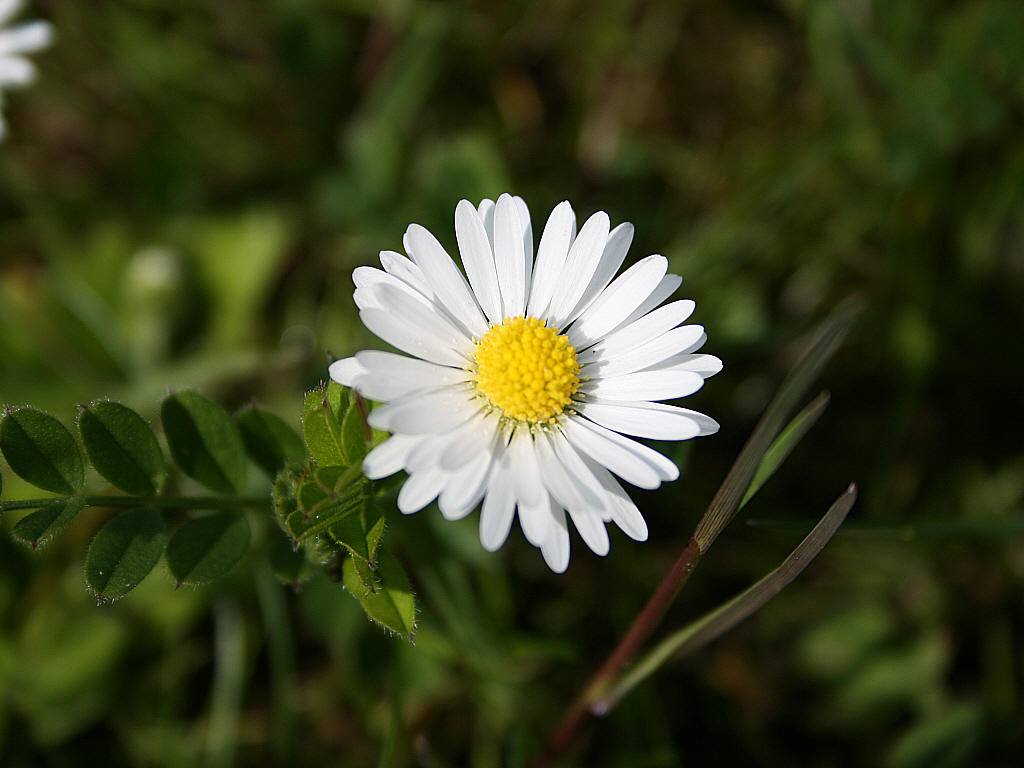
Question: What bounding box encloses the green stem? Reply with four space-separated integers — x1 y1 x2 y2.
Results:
0 495 272 513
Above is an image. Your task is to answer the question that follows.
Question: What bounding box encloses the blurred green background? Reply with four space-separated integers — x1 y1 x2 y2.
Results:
2 0 1023 765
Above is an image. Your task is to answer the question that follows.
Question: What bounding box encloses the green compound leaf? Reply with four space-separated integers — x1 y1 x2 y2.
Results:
13 498 87 549
302 382 370 468
86 507 167 602
285 465 367 543
237 406 308 478
166 511 251 586
79 400 166 496
329 501 386 565
0 407 84 495
161 390 247 495
343 547 416 640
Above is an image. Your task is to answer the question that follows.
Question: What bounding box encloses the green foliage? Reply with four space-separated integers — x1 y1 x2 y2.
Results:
237 406 307 479
85 508 167 602
0 407 85 495
161 390 247 495
301 381 370 468
2 0 1023 764
79 400 165 496
342 547 416 640
166 512 251 586
329 501 386 566
12 499 87 550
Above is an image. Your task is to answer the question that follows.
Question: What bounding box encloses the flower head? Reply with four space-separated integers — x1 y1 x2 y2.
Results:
331 195 721 572
0 0 54 140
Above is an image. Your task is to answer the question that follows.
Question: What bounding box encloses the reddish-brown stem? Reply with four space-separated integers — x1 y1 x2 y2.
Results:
529 536 704 768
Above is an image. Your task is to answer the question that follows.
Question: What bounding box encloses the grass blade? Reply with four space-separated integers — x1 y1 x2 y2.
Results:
594 483 857 715
693 300 860 551
738 391 830 511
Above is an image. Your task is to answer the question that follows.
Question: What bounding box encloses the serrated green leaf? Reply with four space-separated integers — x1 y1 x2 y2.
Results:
286 465 366 542
237 407 308 478
0 407 84 495
329 501 385 565
302 381 363 467
267 531 316 587
161 391 247 494
166 511 251 586
13 498 87 549
79 400 165 496
86 507 167 601
343 547 416 640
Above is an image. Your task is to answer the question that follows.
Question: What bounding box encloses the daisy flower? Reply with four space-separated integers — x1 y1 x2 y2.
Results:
330 195 721 572
0 0 54 140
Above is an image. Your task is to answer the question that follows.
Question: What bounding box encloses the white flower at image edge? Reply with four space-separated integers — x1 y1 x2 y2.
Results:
330 194 722 572
0 0 54 140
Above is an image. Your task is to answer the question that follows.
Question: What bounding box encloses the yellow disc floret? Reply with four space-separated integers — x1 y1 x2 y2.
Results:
472 316 581 424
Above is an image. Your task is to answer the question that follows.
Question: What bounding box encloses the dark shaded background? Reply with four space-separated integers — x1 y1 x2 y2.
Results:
1 1 1023 766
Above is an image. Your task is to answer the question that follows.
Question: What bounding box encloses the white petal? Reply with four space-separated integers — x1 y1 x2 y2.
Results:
439 410 500 471
328 356 368 387
562 222 634 327
513 196 534 266
539 506 570 573
562 418 664 489
493 194 528 318
477 198 495 248
550 429 610 511
403 223 488 338
0 20 53 57
527 201 576 318
397 467 447 513
585 325 707 378
404 430 451 473
0 53 33 85
0 0 22 27
508 427 543 507
579 299 696 364
567 509 610 557
359 283 472 367
607 274 682 336
518 492 552 547
379 250 433 297
647 353 723 378
568 254 665 348
579 456 649 541
455 200 502 325
349 350 469 401
582 370 705 401
569 416 678 482
362 434 421 479
479 440 516 551
578 400 712 440
439 449 493 521
534 430 603 511
368 388 478 434
545 211 610 329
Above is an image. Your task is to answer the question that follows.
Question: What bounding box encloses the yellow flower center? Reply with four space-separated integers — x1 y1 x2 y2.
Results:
472 316 581 424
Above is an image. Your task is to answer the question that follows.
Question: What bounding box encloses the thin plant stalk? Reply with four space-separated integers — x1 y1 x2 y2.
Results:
529 302 860 768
